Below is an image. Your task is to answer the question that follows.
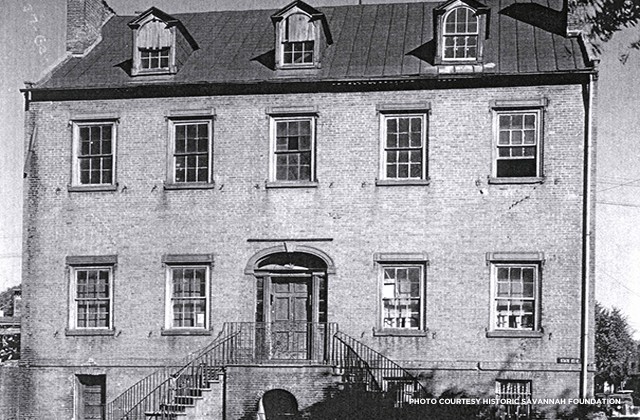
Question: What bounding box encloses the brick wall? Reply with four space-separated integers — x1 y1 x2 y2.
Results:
22 84 593 417
0 364 23 420
225 365 341 419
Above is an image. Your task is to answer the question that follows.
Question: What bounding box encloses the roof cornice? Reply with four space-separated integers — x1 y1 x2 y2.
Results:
23 72 595 104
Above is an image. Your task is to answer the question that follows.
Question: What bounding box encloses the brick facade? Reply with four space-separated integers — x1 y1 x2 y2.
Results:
21 82 595 418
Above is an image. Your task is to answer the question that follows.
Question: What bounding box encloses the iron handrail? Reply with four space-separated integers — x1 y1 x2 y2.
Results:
105 331 237 420
333 331 428 405
333 333 381 392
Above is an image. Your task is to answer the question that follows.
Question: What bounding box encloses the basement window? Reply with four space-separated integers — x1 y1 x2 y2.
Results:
75 375 106 420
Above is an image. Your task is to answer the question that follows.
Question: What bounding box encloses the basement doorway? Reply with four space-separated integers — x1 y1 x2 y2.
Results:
257 389 299 420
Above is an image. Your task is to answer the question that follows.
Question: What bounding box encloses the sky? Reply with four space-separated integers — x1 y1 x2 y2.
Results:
0 0 638 337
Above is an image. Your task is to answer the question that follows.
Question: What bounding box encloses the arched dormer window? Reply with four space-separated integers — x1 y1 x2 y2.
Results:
138 19 172 71
442 7 478 60
434 0 488 65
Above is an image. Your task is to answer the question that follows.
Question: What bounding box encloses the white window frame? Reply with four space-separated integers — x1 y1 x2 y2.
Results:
492 109 543 179
139 47 171 71
71 121 117 187
378 263 425 331
276 11 320 69
379 113 428 181
164 264 211 330
490 263 540 332
131 17 177 76
269 116 316 184
167 118 213 185
442 6 480 62
69 266 114 330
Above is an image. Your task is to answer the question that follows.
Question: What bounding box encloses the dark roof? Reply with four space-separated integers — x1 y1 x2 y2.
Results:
36 0 594 90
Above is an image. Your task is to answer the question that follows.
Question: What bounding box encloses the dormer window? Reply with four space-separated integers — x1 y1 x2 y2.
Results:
140 47 170 70
435 0 488 64
283 14 315 65
128 8 198 77
443 7 478 60
272 1 332 70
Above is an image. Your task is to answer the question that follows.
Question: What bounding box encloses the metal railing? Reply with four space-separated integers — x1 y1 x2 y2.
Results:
332 332 381 392
105 323 425 418
222 322 338 363
333 331 427 406
105 332 237 420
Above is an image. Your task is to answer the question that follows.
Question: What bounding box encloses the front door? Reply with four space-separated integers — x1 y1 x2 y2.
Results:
270 277 310 359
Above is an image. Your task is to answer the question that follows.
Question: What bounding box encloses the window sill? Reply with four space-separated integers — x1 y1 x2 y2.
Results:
277 64 318 70
375 179 430 187
161 328 212 336
132 68 176 77
373 328 429 337
65 328 115 336
265 181 318 189
488 177 545 185
68 184 118 192
486 330 543 338
164 183 215 190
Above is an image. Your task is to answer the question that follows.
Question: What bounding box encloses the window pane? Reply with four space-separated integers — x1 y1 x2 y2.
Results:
77 124 114 185
382 266 421 329
273 119 313 181
173 122 210 183
496 158 537 177
494 265 537 330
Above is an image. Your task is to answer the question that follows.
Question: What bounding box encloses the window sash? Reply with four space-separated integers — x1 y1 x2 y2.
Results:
73 123 116 186
283 41 314 65
381 114 427 180
270 117 315 182
140 48 170 69
492 264 539 331
380 265 424 330
170 120 212 184
166 266 210 329
443 35 478 60
442 7 479 60
72 267 112 329
494 111 541 178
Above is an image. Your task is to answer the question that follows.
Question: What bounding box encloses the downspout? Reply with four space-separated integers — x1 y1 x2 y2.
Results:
580 71 596 399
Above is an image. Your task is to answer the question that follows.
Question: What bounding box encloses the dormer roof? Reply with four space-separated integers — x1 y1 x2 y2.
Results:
271 0 333 45
32 1 595 93
128 7 198 51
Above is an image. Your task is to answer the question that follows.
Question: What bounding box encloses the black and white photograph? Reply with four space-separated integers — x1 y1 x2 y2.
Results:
1 0 639 418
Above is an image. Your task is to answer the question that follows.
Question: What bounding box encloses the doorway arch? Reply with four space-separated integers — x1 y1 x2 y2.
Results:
246 245 333 360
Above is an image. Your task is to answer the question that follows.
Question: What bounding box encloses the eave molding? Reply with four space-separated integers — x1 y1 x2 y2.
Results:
24 72 594 104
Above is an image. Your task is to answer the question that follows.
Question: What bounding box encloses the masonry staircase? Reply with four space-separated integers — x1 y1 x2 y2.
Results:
105 323 427 420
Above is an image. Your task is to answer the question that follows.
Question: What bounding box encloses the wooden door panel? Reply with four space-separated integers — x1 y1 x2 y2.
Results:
274 297 290 321
270 277 310 359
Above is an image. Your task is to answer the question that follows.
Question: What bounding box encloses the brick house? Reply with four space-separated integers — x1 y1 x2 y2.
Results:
21 0 597 418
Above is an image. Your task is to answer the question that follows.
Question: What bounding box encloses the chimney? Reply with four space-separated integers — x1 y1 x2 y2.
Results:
66 0 115 55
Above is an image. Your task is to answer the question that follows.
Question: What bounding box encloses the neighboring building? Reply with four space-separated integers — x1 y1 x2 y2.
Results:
21 0 597 418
